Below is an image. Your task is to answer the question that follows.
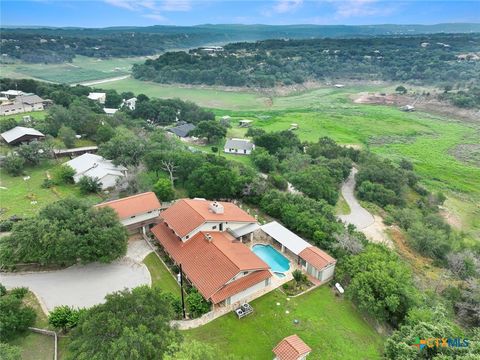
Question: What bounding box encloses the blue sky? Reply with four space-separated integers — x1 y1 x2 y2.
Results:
1 1 479 27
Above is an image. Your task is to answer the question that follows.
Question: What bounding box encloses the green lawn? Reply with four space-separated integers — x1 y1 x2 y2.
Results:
143 252 180 295
0 160 103 220
186 286 384 360
2 110 47 122
335 195 351 215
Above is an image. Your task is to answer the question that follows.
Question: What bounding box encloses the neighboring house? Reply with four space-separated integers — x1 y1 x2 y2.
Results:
151 198 271 307
53 146 98 158
260 221 336 283
87 92 106 104
65 153 127 190
0 90 25 99
224 138 255 155
95 192 161 234
0 94 45 116
273 335 312 360
1 126 45 145
168 123 196 138
103 108 118 116
122 97 137 110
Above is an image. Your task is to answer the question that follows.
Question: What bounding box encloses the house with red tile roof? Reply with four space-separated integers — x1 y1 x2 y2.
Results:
151 198 272 307
273 335 312 360
95 192 161 233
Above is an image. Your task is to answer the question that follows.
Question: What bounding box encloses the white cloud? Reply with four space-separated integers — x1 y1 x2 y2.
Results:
330 0 396 18
161 0 191 11
104 0 191 12
143 13 168 21
273 0 304 14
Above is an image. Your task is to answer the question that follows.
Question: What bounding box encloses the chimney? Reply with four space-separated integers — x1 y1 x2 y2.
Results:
205 233 213 242
209 201 224 214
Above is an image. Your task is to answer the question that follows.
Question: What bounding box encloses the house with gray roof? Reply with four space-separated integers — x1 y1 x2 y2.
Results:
168 123 196 138
0 94 45 116
65 153 127 190
1 126 45 145
224 138 255 155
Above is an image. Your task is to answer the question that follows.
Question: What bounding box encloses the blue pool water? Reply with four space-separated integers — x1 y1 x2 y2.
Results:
252 244 290 275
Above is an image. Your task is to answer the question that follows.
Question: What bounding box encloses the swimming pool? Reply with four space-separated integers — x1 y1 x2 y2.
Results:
252 244 290 276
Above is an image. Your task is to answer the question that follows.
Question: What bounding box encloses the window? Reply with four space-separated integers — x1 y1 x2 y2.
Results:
148 211 152 214
244 150 247 154
130 215 136 218
185 235 189 239
243 271 248 275
219 223 223 231
212 225 217 230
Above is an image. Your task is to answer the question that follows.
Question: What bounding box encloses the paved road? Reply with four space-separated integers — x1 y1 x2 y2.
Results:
0 238 152 312
338 167 375 230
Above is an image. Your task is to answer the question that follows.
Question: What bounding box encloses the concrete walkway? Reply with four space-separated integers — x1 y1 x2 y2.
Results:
338 167 375 230
0 238 152 312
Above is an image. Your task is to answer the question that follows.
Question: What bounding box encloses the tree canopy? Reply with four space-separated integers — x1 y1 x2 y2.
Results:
67 286 180 360
0 198 127 267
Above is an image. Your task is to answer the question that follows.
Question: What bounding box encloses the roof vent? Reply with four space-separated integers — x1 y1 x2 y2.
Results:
205 233 213 242
209 201 224 214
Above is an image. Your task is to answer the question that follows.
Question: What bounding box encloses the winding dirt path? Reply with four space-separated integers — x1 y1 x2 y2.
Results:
338 168 393 248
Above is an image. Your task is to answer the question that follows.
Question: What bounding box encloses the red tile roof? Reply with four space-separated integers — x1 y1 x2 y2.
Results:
211 270 271 304
151 223 269 303
273 335 312 360
298 246 336 270
161 199 256 237
95 192 161 219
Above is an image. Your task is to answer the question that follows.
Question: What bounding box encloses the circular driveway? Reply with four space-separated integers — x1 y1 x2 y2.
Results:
0 238 152 312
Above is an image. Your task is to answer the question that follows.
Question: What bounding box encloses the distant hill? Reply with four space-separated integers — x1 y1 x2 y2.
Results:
1 23 479 64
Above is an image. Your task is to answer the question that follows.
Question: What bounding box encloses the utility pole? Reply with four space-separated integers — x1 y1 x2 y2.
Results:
179 263 186 319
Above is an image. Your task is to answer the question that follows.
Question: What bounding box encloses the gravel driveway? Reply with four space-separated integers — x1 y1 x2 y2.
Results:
338 167 375 229
0 238 152 312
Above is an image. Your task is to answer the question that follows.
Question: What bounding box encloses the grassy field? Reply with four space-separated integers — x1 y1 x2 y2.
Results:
143 252 180 295
1 56 149 84
0 160 103 220
186 286 384 360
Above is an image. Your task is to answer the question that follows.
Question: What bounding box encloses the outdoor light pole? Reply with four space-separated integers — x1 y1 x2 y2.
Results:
179 263 186 319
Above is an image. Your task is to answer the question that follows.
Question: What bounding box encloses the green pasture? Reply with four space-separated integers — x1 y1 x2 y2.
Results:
186 286 384 360
1 56 148 84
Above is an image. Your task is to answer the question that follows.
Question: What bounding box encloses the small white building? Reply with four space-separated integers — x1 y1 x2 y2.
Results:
95 192 161 234
239 119 253 127
87 92 106 104
122 97 137 111
65 153 127 190
224 138 255 155
103 108 118 116
0 90 25 99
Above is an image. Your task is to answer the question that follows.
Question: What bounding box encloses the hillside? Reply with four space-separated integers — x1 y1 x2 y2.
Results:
2 23 480 63
132 33 480 88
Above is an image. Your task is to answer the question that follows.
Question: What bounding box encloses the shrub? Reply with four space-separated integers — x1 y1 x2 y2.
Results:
48 305 84 333
0 286 36 341
9 287 28 299
186 289 210 318
78 176 102 194
2 153 25 176
0 220 14 232
52 165 76 184
41 178 55 188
